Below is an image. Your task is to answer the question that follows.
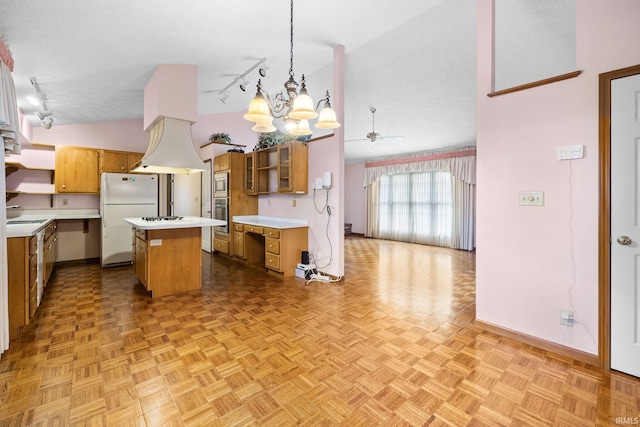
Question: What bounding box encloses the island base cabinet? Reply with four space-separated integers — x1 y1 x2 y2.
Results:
7 236 38 340
133 227 202 297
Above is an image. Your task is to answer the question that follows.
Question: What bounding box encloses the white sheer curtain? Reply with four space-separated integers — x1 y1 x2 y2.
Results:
364 148 476 251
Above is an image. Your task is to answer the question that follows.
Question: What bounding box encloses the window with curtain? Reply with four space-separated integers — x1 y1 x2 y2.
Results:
364 148 475 251
378 171 453 247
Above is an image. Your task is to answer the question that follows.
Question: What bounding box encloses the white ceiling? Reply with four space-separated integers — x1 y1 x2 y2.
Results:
1 0 478 164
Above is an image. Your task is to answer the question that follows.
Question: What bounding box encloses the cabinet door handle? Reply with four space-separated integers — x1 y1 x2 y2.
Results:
61 184 66 189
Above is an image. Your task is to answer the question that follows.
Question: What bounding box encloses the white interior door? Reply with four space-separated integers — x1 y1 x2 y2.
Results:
173 173 201 216
611 73 640 378
201 161 212 253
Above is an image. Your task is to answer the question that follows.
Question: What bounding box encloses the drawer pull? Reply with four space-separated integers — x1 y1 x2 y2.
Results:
269 244 273 248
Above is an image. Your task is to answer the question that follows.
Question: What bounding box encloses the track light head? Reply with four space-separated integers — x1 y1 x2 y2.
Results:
34 111 52 121
259 68 267 77
239 78 249 92
41 117 53 129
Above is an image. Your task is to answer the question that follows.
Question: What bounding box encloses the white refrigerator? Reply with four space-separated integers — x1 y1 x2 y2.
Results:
100 173 158 267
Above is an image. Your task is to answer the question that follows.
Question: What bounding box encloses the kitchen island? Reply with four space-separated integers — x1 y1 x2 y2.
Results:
123 216 224 297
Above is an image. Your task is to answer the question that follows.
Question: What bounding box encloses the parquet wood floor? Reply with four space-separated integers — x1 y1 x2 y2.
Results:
0 236 638 426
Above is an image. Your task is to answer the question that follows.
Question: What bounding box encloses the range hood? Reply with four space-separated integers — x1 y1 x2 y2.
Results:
132 64 205 175
131 117 205 175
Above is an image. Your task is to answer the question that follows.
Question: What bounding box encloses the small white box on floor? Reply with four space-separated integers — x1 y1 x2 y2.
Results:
295 268 306 278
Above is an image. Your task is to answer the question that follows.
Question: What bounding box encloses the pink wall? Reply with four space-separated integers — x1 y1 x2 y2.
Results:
33 119 149 152
476 0 640 355
344 163 366 234
143 64 198 130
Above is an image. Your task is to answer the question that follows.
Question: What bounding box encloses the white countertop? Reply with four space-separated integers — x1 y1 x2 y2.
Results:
123 216 226 230
6 210 101 238
232 215 309 229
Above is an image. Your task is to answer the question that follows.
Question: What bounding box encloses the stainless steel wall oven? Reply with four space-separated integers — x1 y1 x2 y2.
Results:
213 197 229 235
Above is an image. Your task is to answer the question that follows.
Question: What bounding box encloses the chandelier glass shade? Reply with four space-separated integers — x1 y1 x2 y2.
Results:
244 0 340 135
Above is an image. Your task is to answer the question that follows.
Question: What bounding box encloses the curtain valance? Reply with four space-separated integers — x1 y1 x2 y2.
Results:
363 147 476 186
0 37 14 72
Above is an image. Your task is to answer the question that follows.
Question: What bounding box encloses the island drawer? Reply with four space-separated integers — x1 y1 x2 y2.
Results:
245 225 264 235
265 237 280 255
233 223 244 232
264 228 280 239
265 253 280 271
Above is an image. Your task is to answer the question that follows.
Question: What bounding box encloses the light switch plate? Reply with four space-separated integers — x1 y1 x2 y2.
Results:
519 191 544 206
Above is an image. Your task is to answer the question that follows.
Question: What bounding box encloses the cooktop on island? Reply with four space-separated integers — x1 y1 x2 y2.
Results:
141 216 185 221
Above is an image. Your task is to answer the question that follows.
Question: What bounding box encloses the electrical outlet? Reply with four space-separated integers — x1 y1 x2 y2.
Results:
292 199 296 207
556 145 584 160
62 198 68 206
560 309 574 327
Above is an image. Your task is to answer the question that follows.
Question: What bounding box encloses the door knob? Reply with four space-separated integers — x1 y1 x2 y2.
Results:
617 235 632 245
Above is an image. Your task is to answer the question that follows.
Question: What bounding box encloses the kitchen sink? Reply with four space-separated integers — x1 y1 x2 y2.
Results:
7 219 47 225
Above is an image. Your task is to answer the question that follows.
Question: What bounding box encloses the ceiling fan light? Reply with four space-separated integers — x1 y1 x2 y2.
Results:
290 119 312 136
244 91 272 123
316 104 340 129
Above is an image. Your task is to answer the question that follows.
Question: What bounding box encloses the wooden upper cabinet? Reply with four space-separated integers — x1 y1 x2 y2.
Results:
213 153 231 172
55 146 100 193
101 151 128 173
244 152 257 195
246 140 308 195
100 150 145 173
127 153 144 171
277 141 307 194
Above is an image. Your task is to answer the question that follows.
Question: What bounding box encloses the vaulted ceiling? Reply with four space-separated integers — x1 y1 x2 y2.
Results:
1 0 478 164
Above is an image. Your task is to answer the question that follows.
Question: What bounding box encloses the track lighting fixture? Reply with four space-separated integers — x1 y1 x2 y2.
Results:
213 58 268 105
28 77 55 128
28 77 47 106
259 67 267 77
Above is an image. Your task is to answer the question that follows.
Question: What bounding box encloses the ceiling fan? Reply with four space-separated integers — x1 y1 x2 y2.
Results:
346 107 404 144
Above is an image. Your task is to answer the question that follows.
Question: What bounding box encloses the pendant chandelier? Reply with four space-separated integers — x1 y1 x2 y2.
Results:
244 0 341 135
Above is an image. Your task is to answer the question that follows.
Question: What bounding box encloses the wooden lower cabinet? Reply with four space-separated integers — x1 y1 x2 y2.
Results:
263 227 307 276
7 236 38 340
43 221 57 286
238 225 308 277
132 227 202 297
233 227 245 259
213 237 230 254
134 231 148 288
